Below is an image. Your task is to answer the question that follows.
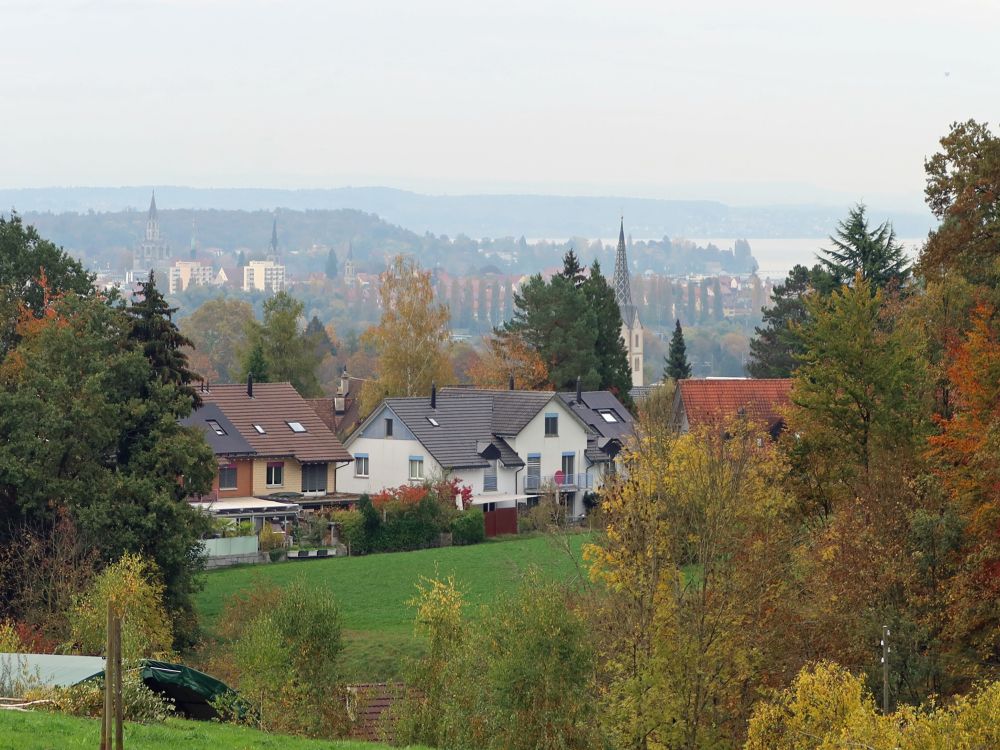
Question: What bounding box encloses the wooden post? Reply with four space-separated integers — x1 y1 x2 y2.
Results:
114 614 124 750
101 604 112 750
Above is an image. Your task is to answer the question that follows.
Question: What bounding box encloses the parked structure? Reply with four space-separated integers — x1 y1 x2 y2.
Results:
339 384 632 529
670 378 793 438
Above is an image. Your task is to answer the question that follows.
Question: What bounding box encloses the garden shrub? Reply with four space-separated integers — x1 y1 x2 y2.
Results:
451 507 485 545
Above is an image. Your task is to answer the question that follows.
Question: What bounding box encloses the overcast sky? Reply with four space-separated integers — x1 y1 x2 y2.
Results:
3 0 996 208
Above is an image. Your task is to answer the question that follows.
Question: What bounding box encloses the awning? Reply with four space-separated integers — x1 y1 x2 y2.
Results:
470 493 533 506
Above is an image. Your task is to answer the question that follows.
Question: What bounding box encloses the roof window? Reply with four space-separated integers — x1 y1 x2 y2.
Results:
599 410 619 423
253 424 266 434
206 419 226 436
287 421 307 433
427 417 440 427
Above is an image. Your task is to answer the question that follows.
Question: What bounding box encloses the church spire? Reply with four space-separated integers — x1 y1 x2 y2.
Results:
145 190 160 242
269 214 278 256
613 216 634 316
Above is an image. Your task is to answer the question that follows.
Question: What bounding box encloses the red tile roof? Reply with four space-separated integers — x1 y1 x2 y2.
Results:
676 379 793 432
201 382 353 463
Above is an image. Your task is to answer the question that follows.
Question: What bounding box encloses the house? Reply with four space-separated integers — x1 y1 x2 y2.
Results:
338 384 630 533
307 367 367 440
185 378 353 509
558 384 636 486
670 378 793 438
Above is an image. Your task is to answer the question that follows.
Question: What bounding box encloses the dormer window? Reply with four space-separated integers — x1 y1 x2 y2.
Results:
206 419 226 435
287 421 307 433
253 424 266 434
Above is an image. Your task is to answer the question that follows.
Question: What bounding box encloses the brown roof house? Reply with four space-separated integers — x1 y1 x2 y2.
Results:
670 378 793 439
186 377 353 509
307 367 367 441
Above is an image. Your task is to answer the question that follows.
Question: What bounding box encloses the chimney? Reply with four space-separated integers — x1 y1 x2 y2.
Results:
338 366 349 396
576 376 582 403
508 373 515 391
247 372 254 398
430 382 437 409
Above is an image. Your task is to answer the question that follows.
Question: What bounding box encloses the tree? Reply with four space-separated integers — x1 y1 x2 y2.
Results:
0 212 94 357
504 273 599 391
127 271 201 407
582 260 634 408
180 297 254 383
304 314 336 359
360 255 453 416
559 249 586 288
241 291 322 397
469 331 550 390
325 247 338 278
664 319 691 381
920 119 1000 285
747 264 838 379
712 278 724 321
818 203 910 289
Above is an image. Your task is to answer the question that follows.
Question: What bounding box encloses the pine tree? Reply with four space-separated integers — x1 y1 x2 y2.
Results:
819 203 909 289
128 271 202 408
325 248 338 279
664 319 692 381
242 340 270 383
582 260 634 409
559 249 586 288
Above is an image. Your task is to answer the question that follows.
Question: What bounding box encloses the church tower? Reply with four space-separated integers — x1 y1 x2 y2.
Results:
267 214 279 261
343 242 357 286
613 218 644 387
133 191 170 273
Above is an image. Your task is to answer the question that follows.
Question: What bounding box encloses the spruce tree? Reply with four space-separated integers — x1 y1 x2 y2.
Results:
582 260 634 409
242 340 270 383
559 249 586 288
325 248 338 278
664 319 692 381
127 271 202 408
818 203 909 289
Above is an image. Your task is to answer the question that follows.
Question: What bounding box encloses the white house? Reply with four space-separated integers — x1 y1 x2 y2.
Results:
337 384 633 528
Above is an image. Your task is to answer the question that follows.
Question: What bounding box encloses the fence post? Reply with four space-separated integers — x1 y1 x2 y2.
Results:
114 614 123 750
101 603 112 750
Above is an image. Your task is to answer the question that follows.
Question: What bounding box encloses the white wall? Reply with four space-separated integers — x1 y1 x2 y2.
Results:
337 434 444 495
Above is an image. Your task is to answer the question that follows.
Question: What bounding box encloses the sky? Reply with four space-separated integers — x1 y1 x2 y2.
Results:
2 0 997 209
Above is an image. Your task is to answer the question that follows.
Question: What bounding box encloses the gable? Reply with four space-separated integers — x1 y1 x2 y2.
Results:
359 405 417 441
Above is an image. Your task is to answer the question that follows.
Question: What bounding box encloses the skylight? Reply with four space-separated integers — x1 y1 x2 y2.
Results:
427 417 440 427
599 410 619 423
287 421 307 433
253 424 266 434
206 419 226 435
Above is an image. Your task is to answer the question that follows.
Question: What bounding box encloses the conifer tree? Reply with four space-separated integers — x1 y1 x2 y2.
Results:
818 203 909 289
325 248 339 279
127 271 201 408
559 249 586 288
242 340 269 383
664 319 692 381
582 260 634 409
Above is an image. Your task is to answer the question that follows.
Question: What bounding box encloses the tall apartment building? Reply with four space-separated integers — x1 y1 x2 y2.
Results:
168 261 216 294
242 260 286 294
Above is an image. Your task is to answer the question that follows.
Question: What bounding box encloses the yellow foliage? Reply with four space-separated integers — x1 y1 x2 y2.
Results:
0 620 24 652
69 552 173 660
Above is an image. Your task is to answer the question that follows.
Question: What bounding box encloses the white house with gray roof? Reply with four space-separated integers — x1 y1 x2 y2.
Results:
337 385 630 519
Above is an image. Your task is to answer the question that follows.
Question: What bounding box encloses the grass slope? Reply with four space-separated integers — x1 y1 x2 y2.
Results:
195 533 592 681
0 711 428 750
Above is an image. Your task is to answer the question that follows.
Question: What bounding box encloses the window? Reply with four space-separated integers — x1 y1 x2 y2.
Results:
287 421 307 433
219 463 237 490
409 456 424 480
526 454 541 491
301 463 327 493
634 334 639 347
385 418 394 437
266 461 284 487
561 453 575 483
253 424 266 434
484 459 497 492
633 356 640 372
354 454 369 477
599 409 619 423
544 413 558 437
427 417 440 427
206 419 226 436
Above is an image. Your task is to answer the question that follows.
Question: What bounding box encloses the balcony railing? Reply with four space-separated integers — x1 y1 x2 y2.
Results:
524 473 592 493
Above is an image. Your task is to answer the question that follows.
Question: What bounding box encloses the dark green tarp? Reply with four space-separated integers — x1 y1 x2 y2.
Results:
137 660 237 720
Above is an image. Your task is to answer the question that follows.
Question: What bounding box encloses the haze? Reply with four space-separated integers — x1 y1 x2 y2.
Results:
3 0 997 210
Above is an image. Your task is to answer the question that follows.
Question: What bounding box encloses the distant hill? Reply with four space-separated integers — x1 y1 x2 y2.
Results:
1 185 935 239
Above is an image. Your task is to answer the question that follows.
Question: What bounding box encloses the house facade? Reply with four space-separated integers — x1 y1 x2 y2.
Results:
338 385 632 521
184 379 354 504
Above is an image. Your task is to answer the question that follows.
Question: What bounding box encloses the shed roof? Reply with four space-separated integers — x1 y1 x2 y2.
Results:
201 382 352 463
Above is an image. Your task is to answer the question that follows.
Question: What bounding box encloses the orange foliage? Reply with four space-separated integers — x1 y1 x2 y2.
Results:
468 332 550 390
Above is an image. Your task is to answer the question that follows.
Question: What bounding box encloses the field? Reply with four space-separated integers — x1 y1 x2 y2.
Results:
0 711 428 750
194 532 593 681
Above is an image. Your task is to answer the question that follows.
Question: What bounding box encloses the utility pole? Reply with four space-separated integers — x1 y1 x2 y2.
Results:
881 625 891 714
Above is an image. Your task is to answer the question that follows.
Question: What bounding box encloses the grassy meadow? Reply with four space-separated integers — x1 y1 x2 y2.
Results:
194 532 594 681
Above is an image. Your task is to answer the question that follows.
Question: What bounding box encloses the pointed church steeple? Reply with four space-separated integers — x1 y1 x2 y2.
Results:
145 190 160 242
268 214 279 259
613 217 634 321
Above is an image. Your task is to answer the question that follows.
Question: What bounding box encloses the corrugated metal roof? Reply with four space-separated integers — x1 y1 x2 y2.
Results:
676 378 793 432
202 382 352 463
179 403 255 455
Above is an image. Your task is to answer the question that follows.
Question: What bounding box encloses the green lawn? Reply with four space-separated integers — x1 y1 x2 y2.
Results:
0 711 428 750
194 532 593 680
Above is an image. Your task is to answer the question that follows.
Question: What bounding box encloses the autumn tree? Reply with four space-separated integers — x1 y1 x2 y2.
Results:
180 297 254 383
920 119 1000 285
469 331 549 390
360 255 453 416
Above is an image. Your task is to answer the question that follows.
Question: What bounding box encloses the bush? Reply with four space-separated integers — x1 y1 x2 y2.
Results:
258 525 285 552
30 672 175 723
451 508 485 545
329 510 368 555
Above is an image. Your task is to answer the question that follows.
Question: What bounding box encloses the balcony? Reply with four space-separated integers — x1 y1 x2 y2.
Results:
524 473 592 493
